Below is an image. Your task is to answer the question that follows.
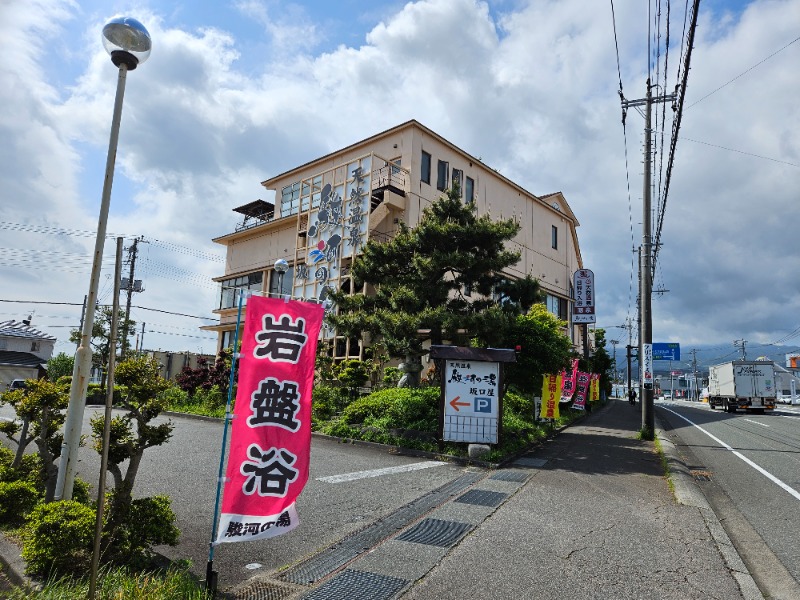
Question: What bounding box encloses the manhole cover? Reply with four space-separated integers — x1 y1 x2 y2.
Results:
513 457 548 468
395 518 473 548
490 470 529 483
454 489 508 507
303 569 409 600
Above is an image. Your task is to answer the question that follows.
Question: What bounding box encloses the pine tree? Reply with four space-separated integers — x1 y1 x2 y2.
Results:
328 188 522 386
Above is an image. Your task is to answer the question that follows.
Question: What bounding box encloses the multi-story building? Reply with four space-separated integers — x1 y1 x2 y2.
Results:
0 320 56 387
206 120 585 360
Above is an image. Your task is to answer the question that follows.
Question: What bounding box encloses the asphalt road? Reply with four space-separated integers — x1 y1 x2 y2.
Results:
655 399 800 595
0 403 471 592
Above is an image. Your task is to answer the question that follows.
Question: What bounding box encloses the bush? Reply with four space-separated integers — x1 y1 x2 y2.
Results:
22 500 95 576
341 387 439 432
503 390 536 417
311 385 351 423
107 494 179 567
0 480 41 527
194 385 225 412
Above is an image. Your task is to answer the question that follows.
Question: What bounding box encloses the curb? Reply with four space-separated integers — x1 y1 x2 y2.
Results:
655 418 762 600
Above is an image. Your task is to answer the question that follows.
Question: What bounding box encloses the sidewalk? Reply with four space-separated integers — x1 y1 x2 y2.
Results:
288 398 761 600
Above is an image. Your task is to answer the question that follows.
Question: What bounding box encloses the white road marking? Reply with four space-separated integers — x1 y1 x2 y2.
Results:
661 407 800 502
743 419 769 427
318 461 447 484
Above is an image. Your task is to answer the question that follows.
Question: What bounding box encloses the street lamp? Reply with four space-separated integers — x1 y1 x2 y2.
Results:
55 17 151 501
274 258 289 298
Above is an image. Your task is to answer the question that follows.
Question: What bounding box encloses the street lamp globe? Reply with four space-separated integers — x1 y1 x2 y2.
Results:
274 258 289 297
274 258 289 274
102 17 152 70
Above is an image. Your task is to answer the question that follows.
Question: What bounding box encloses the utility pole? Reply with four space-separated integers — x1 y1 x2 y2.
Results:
734 338 747 360
690 348 699 401
610 339 619 390
621 79 677 439
121 236 143 357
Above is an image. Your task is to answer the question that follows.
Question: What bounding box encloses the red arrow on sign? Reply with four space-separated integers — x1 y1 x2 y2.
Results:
449 396 470 411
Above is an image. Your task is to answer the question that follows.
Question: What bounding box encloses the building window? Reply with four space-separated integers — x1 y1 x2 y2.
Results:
269 265 295 297
551 225 558 250
281 182 301 217
437 160 449 191
218 271 263 309
451 168 463 195
465 176 474 203
221 329 236 350
421 150 431 185
0 339 7 350
30 341 40 352
546 294 568 320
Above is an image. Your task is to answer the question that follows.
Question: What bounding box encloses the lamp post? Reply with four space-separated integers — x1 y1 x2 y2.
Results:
55 17 151 501
274 258 289 298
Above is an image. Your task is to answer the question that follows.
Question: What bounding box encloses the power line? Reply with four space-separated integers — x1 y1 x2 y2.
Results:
682 138 799 167
687 35 800 109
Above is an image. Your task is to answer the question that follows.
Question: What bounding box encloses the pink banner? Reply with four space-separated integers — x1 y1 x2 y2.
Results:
215 296 324 544
572 371 591 410
560 358 579 402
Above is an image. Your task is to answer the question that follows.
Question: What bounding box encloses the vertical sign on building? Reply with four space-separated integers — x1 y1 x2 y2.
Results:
215 296 323 544
442 360 500 444
572 269 596 324
642 343 653 389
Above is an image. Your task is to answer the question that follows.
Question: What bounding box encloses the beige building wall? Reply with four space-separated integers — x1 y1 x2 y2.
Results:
207 120 585 357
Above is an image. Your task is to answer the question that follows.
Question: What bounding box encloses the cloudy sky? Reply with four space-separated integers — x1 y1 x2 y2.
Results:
1 0 798 366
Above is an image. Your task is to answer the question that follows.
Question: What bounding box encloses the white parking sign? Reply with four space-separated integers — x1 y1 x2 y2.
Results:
442 360 499 444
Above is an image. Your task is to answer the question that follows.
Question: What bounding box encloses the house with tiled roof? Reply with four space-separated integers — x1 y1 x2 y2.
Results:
0 320 56 389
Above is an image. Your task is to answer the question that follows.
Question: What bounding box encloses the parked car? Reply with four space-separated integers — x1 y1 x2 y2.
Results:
7 379 28 391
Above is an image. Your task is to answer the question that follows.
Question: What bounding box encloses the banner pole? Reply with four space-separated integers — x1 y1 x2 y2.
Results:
206 291 246 596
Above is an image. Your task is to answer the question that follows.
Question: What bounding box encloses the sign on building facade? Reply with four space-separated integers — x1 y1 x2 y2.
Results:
572 269 595 324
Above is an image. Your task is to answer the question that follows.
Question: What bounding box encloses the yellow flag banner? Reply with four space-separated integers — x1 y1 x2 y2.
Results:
540 374 562 419
590 374 600 402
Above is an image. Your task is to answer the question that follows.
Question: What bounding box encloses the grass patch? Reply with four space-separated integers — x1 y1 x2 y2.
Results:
5 564 207 599
653 435 675 496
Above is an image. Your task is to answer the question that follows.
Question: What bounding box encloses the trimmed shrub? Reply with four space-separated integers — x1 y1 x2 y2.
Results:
311 385 351 423
101 493 180 568
0 480 41 527
22 500 95 576
341 387 439 432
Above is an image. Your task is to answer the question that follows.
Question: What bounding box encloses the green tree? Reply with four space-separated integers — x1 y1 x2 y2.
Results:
69 307 135 391
90 356 172 545
329 188 521 387
584 328 613 397
46 352 75 382
0 379 68 499
475 303 574 396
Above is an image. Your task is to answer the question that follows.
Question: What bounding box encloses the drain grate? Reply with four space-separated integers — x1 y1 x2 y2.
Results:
302 569 409 600
280 471 484 584
279 547 361 585
454 489 508 507
513 457 548 468
489 470 529 483
231 579 302 600
395 518 473 548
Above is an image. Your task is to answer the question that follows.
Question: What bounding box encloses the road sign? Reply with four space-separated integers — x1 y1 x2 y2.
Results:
442 360 499 444
653 343 680 361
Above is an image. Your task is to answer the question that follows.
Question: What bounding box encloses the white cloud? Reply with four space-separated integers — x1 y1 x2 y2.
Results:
1 0 798 356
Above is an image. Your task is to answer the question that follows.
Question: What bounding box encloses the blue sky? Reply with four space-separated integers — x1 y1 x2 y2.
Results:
1 0 798 362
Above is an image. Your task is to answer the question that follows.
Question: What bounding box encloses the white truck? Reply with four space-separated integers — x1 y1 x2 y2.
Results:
708 360 776 413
